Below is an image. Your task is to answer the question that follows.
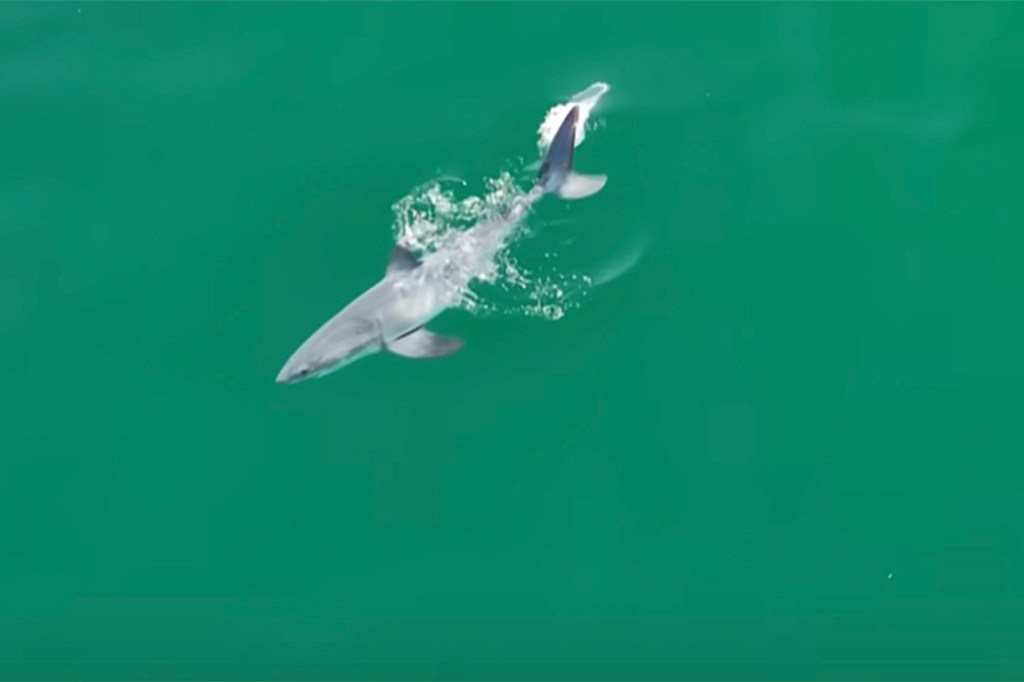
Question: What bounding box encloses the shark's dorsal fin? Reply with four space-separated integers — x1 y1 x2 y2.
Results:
387 327 463 359
387 245 421 276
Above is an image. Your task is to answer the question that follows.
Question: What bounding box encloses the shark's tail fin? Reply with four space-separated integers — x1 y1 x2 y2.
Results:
537 106 607 200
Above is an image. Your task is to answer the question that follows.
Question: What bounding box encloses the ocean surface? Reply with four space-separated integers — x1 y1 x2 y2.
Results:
3 2 1024 679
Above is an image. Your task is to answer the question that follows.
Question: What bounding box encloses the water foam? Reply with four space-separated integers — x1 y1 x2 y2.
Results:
390 83 610 322
537 82 610 152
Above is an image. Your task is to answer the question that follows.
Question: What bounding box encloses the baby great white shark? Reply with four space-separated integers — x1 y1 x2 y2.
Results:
275 105 606 384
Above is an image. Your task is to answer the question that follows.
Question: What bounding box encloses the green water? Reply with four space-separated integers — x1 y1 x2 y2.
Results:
3 2 1024 679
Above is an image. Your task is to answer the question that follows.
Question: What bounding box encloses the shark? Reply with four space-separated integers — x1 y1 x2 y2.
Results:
275 105 606 384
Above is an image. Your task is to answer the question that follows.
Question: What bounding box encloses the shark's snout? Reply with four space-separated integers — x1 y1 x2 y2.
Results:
276 358 313 384
275 365 295 384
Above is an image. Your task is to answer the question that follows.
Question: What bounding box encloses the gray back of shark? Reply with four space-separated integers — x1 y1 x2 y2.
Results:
276 104 607 384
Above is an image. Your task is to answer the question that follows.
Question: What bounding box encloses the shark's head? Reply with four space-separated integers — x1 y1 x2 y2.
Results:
275 317 380 384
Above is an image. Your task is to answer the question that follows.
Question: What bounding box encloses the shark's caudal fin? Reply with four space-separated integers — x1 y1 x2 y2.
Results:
537 105 607 200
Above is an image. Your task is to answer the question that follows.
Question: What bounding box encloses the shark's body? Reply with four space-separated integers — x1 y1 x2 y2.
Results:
276 105 605 384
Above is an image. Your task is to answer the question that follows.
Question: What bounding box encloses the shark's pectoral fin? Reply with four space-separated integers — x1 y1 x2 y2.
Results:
387 245 421 277
387 328 463 359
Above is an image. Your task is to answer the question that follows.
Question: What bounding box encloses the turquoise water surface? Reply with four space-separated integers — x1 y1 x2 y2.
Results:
3 2 1024 679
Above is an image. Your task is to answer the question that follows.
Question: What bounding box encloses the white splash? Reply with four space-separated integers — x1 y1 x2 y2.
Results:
390 82 610 322
537 82 610 151
392 173 520 255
